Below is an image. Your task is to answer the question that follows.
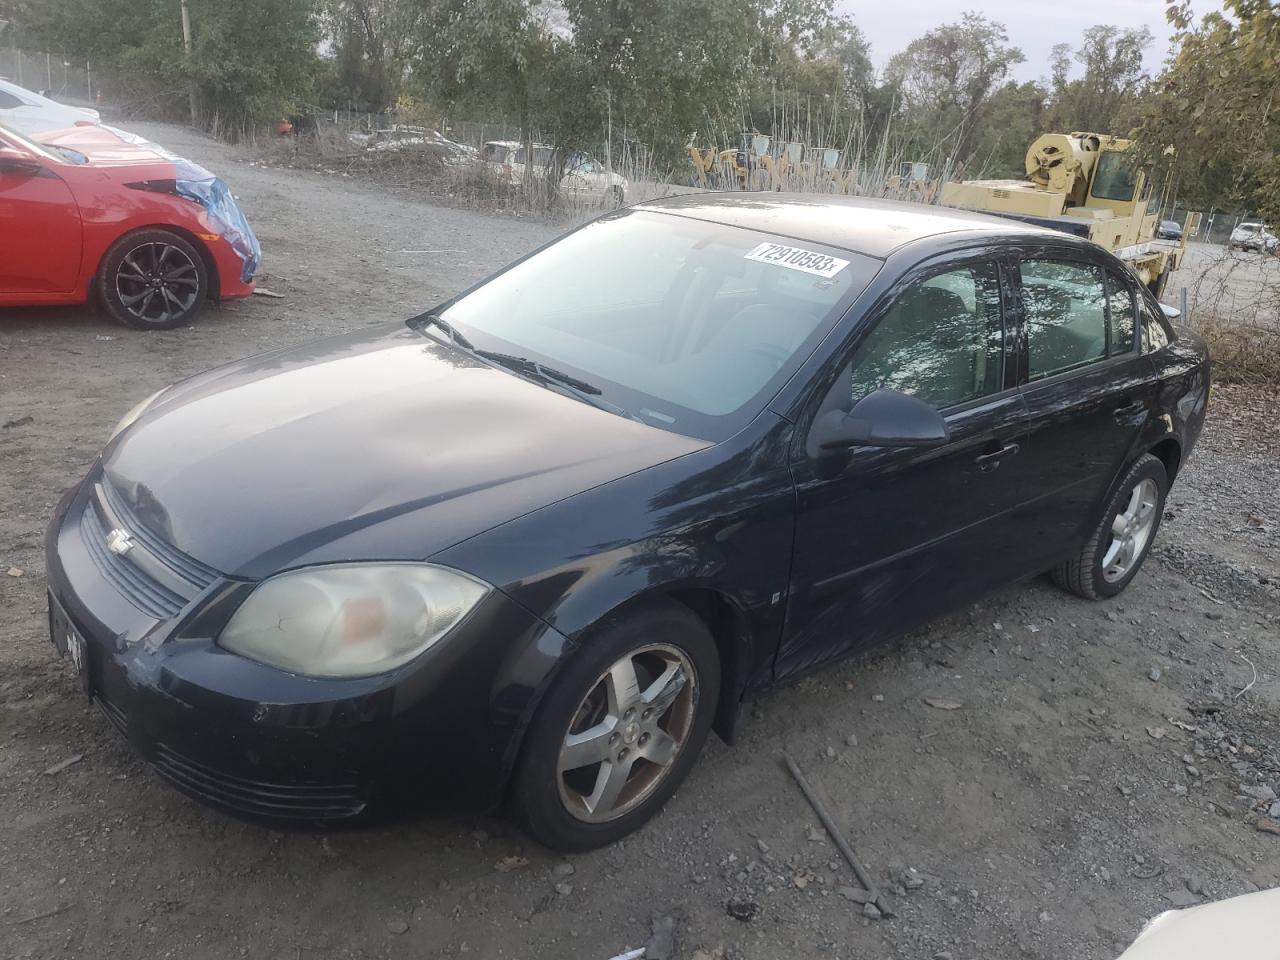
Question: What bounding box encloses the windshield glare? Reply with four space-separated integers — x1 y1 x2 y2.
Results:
440 210 878 439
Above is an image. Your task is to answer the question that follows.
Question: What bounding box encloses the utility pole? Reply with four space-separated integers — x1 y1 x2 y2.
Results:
180 0 197 125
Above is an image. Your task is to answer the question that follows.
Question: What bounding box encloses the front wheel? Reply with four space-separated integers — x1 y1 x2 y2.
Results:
1052 453 1167 599
511 600 720 851
98 229 210 330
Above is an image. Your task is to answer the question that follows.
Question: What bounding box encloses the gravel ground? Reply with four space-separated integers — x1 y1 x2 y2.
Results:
2 123 1279 960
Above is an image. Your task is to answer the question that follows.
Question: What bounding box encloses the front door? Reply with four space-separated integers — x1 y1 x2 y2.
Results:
1010 257 1159 572
0 141 82 295
778 257 1031 679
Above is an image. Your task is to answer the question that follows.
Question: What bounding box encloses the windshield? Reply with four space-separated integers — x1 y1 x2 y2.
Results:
0 121 64 163
1091 151 1137 202
438 210 879 440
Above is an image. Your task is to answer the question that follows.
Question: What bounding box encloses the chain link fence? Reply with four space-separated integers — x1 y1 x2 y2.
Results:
0 47 96 106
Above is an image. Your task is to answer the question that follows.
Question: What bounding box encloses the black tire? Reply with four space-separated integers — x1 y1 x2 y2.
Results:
97 228 210 330
1052 454 1168 600
511 599 720 852
609 185 626 208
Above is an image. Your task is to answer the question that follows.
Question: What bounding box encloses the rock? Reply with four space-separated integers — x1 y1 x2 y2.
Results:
794 875 808 890
494 855 529 872
1164 889 1201 908
756 838 770 854
1255 818 1280 837
6 566 23 577
838 886 871 904
924 698 963 710
725 898 759 923
862 902 882 920
552 862 576 877
1186 876 1204 896
1241 784 1277 803
554 882 573 897
1206 611 1224 621
845 734 858 747
1147 726 1167 740
871 694 885 702
806 827 826 842
932 953 955 960
1269 801 1280 819
1172 784 1188 797
825 745 836 759
644 914 676 960
386 920 409 935
1106 611 1120 623
902 872 925 890
43 754 84 776
1149 667 1162 682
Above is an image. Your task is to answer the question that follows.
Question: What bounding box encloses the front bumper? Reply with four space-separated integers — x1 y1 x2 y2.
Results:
45 470 566 825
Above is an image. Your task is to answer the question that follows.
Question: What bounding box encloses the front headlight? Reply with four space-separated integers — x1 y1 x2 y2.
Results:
218 563 490 678
109 387 168 441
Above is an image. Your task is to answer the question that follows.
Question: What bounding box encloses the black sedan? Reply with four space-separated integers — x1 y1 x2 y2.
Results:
46 195 1210 851
1156 219 1183 241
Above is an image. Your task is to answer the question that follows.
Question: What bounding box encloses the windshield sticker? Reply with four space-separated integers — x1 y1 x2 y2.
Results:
744 242 849 278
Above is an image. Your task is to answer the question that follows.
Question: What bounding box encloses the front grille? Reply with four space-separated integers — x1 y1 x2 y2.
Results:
98 480 219 593
80 506 186 619
151 743 368 821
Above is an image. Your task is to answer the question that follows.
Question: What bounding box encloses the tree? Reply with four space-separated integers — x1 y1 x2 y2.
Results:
10 0 321 130
1139 0 1280 220
883 13 1025 167
1045 25 1151 134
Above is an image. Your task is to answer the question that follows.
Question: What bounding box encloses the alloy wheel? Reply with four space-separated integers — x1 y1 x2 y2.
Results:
115 242 201 326
1102 478 1159 582
557 643 697 823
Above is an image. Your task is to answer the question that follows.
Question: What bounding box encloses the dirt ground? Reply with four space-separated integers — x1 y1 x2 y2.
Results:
2 123 1279 960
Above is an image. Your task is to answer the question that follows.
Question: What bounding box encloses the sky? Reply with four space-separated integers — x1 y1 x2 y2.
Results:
838 0 1224 84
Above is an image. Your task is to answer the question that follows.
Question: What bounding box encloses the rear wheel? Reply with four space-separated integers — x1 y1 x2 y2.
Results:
1052 454 1167 599
511 600 719 851
98 229 210 330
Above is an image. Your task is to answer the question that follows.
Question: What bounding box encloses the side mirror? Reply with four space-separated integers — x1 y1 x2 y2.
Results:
811 388 950 453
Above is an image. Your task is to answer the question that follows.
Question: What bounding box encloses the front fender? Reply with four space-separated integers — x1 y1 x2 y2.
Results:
434 413 799 758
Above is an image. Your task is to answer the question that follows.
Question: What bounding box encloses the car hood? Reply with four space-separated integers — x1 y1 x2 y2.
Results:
36 124 214 178
102 325 707 579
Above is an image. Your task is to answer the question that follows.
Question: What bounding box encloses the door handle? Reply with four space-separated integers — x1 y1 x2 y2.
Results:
974 442 1020 472
1113 400 1145 420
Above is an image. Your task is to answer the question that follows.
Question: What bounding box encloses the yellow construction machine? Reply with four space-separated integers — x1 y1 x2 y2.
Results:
940 133 1194 296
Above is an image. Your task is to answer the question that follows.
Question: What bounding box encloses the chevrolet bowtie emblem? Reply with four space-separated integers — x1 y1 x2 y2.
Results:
105 528 135 556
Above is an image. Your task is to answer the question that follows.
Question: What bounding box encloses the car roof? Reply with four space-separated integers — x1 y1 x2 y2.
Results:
637 192 1067 259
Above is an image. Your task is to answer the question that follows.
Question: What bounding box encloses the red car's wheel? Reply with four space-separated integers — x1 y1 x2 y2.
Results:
97 229 210 330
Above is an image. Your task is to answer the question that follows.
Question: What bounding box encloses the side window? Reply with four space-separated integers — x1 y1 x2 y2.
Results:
0 91 24 109
1021 259 1107 379
1139 295 1171 351
1106 271 1136 354
849 262 1004 410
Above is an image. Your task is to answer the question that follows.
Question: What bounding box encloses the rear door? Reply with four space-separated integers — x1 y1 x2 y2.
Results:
0 135 82 294
1010 251 1159 570
779 254 1030 678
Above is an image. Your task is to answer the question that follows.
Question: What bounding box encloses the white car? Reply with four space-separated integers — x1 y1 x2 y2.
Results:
1117 888 1280 958
1228 221 1278 253
482 140 627 205
0 77 100 135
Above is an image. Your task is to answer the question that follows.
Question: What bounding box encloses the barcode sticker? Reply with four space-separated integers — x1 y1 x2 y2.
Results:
744 242 849 278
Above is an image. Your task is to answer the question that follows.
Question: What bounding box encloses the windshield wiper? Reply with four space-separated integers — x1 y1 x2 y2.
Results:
476 350 648 422
406 311 475 350
474 351 603 395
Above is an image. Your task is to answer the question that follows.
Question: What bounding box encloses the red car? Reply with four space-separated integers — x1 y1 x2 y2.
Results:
0 122 260 329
